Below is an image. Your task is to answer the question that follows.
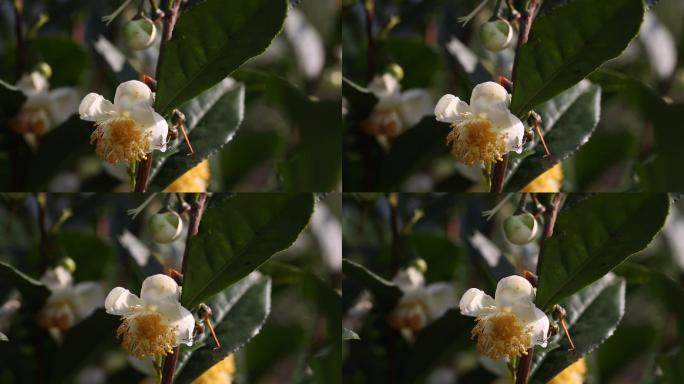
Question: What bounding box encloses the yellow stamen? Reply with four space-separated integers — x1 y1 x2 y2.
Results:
192 354 236 384
91 117 150 164
521 163 563 192
472 312 531 359
165 160 210 192
117 312 176 359
547 357 587 384
447 119 505 165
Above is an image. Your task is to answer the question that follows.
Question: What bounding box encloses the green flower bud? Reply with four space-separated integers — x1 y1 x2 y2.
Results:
478 19 513 52
149 211 183 244
410 258 428 274
503 212 538 245
58 257 77 274
387 63 404 81
35 62 52 79
123 17 157 51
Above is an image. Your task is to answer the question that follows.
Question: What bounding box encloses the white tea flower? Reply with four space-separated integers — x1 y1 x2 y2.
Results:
105 274 194 358
460 275 549 360
362 73 432 144
387 267 457 336
435 82 524 166
79 80 168 164
10 71 79 136
35 266 104 333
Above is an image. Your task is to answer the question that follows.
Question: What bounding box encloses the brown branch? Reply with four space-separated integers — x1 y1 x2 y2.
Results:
388 193 400 275
490 0 541 193
12 0 25 81
516 192 563 384
362 0 376 82
37 193 49 274
161 192 208 384
135 0 182 193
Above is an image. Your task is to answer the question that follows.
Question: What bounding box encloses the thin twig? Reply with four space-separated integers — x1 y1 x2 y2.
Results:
362 0 376 82
135 0 182 192
490 0 541 193
388 193 400 275
516 192 563 384
160 192 208 384
12 0 25 81
37 193 49 274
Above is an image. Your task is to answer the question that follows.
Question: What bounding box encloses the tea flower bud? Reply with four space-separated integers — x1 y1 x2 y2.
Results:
386 63 404 81
149 211 183 244
503 213 538 245
35 62 52 79
58 257 77 274
123 17 157 50
479 19 513 52
460 275 549 360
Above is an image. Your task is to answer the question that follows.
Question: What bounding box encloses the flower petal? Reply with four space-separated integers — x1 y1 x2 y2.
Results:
16 71 49 96
499 114 524 154
41 266 73 291
392 267 425 292
140 274 179 304
114 80 153 110
495 275 535 308
105 287 142 315
434 94 470 123
459 288 496 317
470 81 509 112
400 89 433 127
79 93 115 122
156 300 195 346
511 301 549 347
367 74 401 97
129 105 168 152
47 87 80 127
71 282 105 319
423 283 457 319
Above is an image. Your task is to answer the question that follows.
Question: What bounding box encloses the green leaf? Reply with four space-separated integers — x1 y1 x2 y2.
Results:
175 273 271 382
535 193 669 310
26 116 93 189
505 83 601 191
149 80 245 191
50 309 120 383
382 37 442 89
636 104 684 191
510 0 644 116
379 118 451 189
343 327 360 341
0 80 26 124
342 259 401 311
658 348 684 384
400 309 472 383
0 261 49 308
155 0 287 115
220 130 286 189
28 37 90 87
530 275 626 383
181 193 314 308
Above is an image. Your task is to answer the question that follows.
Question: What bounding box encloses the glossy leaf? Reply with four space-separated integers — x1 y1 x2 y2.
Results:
342 258 401 311
149 80 245 191
0 80 25 124
535 193 669 310
505 83 601 191
220 130 286 189
0 261 49 308
175 273 271 382
28 37 90 87
57 232 114 281
510 0 644 115
155 0 287 115
342 77 377 121
379 118 451 189
382 37 442 89
530 275 626 383
181 193 313 309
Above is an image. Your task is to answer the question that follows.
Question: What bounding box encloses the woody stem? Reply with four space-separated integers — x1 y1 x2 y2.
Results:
490 0 540 193
516 192 563 384
134 0 181 192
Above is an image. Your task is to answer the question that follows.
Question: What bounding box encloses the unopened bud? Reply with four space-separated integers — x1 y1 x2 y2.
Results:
149 211 183 243
58 257 77 273
503 212 538 245
35 62 52 79
478 19 513 52
410 258 428 274
123 17 157 50
386 63 404 81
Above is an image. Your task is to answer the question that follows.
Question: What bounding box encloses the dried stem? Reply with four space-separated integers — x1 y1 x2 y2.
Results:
135 0 182 192
490 0 541 193
160 193 208 384
516 192 563 384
